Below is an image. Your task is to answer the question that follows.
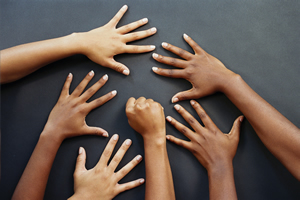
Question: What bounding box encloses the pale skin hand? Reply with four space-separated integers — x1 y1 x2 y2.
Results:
166 100 243 200
12 71 116 200
0 5 156 83
152 34 300 180
126 97 175 200
68 134 144 200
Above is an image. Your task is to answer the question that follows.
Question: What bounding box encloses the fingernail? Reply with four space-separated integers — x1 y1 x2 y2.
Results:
142 18 148 23
79 147 83 154
166 116 172 122
162 42 168 48
123 69 130 75
240 116 244 122
172 97 179 103
136 155 142 161
166 135 170 140
68 73 72 78
113 134 119 141
89 70 94 76
121 5 128 11
174 104 180 111
152 67 158 72
139 179 145 184
151 27 157 33
152 53 158 59
183 33 189 39
150 45 156 50
125 139 132 145
102 132 109 137
103 74 108 81
190 100 195 105
111 90 117 95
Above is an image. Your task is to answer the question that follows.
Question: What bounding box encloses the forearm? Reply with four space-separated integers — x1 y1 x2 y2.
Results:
143 137 175 200
223 75 300 179
208 163 237 200
12 132 62 200
0 33 81 84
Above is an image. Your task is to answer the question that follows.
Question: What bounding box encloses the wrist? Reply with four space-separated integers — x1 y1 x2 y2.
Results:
207 161 234 178
40 128 64 145
219 73 242 95
142 131 167 147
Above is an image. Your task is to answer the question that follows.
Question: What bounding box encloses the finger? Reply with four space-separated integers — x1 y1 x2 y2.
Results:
123 27 157 43
172 104 203 132
166 135 192 150
106 58 130 75
87 90 117 112
124 45 156 54
117 178 145 194
74 147 87 177
171 88 199 103
161 42 193 60
135 96 146 104
183 33 205 55
152 53 186 69
126 97 136 109
71 70 94 97
97 134 119 167
59 73 73 98
152 67 185 78
115 155 143 181
108 139 132 172
108 5 128 27
80 74 108 102
190 100 218 130
83 126 109 137
228 116 244 140
118 17 148 34
166 115 196 140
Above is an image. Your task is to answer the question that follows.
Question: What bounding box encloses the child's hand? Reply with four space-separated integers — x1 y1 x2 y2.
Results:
42 71 116 142
126 97 166 141
166 100 243 172
152 34 237 103
77 5 157 75
69 134 144 200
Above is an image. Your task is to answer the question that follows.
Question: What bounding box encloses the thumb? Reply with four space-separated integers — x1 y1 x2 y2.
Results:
84 126 109 137
171 88 199 103
228 116 244 140
107 58 130 75
74 147 87 176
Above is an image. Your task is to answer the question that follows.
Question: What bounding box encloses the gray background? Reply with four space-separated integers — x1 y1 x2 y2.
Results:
1 0 299 199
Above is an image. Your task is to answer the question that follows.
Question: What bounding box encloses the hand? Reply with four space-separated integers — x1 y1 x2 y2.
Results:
126 97 166 141
152 33 237 103
42 71 116 142
166 100 243 172
77 5 157 75
69 134 144 200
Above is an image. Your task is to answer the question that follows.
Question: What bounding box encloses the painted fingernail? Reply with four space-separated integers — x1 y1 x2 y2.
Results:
68 73 72 78
190 100 196 105
172 97 179 103
136 155 142 161
240 116 244 122
89 70 94 76
183 33 189 39
166 116 172 122
152 67 158 72
150 45 156 50
162 42 168 48
125 139 132 145
152 53 158 59
102 132 109 137
103 74 108 81
111 90 117 95
121 5 128 11
123 69 130 75
139 179 145 184
174 104 180 111
151 27 157 33
79 147 83 154
113 134 119 141
166 135 170 140
142 18 148 23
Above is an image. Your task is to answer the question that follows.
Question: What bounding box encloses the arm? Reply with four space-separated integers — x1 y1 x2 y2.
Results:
12 71 116 200
151 33 300 180
1 5 156 84
69 134 144 200
126 97 175 200
166 100 243 200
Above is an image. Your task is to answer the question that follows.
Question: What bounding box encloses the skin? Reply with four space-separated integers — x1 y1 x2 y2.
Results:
12 71 118 200
0 5 157 84
68 134 144 200
166 100 243 200
152 33 300 180
126 97 175 200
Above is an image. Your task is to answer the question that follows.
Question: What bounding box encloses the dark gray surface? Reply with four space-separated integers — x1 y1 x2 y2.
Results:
1 0 300 199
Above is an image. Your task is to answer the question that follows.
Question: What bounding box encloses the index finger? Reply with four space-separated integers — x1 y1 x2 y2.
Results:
161 42 193 60
126 97 136 109
108 5 128 27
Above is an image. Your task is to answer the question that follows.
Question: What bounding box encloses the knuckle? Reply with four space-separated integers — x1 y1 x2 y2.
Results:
167 69 175 76
103 149 111 158
188 117 196 124
198 111 207 119
178 49 185 57
112 155 122 164
170 58 177 66
181 127 188 134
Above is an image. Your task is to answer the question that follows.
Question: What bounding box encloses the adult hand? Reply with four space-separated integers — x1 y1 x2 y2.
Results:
42 71 116 142
152 34 236 103
166 100 243 172
69 134 144 200
77 5 157 75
